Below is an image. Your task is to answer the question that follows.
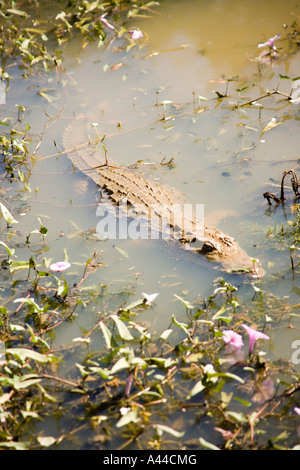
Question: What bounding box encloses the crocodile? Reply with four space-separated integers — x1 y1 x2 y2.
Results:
63 116 264 277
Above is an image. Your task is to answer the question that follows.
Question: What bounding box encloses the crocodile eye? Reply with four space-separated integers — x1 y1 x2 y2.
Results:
201 241 217 253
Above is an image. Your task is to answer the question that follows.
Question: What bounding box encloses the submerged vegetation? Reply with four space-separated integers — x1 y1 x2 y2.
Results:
0 0 154 78
0 0 300 451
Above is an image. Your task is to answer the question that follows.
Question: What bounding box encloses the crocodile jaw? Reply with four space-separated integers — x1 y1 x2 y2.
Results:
182 235 265 277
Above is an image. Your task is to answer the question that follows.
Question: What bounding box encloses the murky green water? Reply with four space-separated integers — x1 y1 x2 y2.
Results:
1 0 300 450
28 0 300 309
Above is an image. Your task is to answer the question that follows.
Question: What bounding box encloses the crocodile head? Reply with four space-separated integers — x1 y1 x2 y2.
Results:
182 231 265 278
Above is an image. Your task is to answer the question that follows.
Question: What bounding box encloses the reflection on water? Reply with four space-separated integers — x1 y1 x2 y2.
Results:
131 0 300 99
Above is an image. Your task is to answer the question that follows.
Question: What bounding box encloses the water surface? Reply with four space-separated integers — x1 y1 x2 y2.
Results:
1 0 300 449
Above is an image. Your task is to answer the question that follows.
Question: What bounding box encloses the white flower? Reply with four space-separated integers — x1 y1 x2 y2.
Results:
142 292 159 306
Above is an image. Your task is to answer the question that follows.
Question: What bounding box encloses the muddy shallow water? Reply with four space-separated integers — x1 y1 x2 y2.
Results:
1 0 300 449
3 0 299 339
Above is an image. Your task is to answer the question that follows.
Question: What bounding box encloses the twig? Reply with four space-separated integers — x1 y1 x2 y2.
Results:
263 169 300 205
41 373 81 388
240 89 291 108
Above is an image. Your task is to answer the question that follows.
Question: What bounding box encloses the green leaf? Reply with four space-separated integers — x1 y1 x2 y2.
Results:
9 323 25 331
184 352 203 363
122 298 144 311
0 202 18 224
99 321 112 349
196 319 214 326
13 297 44 314
171 315 190 336
26 324 50 349
236 86 248 92
9 260 30 273
111 314 134 340
63 248 69 262
233 397 251 407
225 411 248 423
88 366 112 379
111 356 130 374
0 441 29 450
187 379 205 399
150 357 177 368
20 410 40 419
231 266 250 273
219 372 245 384
72 337 90 344
38 91 54 103
131 357 147 367
6 348 54 364
26 229 40 243
199 437 220 450
0 240 15 257
37 436 56 447
0 374 41 390
56 276 68 298
160 328 173 341
252 284 262 293
129 321 150 341
7 8 27 17
0 306 7 315
55 11 73 30
153 424 185 438
116 409 139 428
173 294 194 309
212 305 227 320
76 363 89 378
29 255 36 269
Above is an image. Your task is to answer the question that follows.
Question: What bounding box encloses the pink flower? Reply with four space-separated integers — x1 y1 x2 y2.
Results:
222 330 244 349
258 33 280 51
50 261 71 272
294 407 300 415
129 29 143 40
222 330 244 364
242 324 269 355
